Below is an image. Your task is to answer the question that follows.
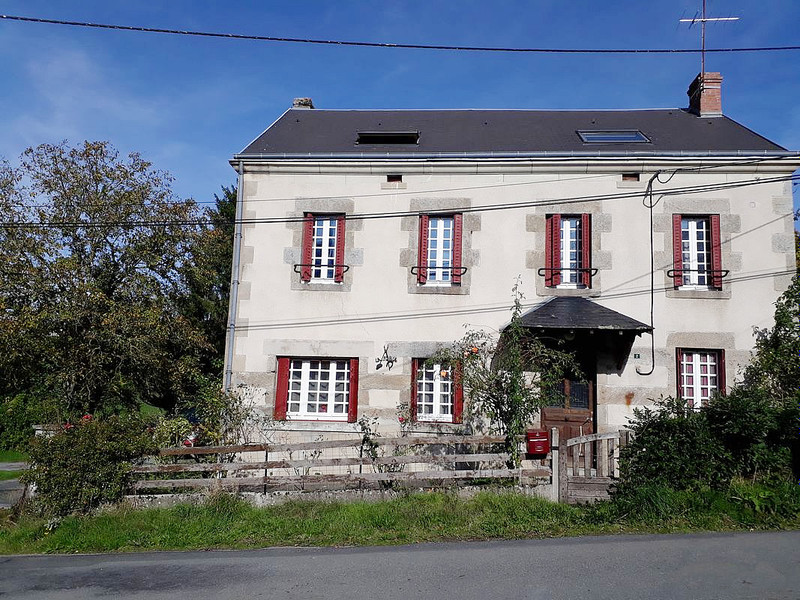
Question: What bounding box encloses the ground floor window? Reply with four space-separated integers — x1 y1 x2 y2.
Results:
677 349 725 408
275 357 359 421
411 359 463 423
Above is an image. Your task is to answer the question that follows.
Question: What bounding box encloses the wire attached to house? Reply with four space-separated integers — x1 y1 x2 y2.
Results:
2 171 797 230
2 14 800 54
636 173 660 376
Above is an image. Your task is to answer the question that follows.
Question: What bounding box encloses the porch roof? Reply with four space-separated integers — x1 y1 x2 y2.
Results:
518 297 651 332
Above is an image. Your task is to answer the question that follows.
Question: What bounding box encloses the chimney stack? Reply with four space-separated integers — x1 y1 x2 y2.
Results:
292 97 315 109
687 73 723 117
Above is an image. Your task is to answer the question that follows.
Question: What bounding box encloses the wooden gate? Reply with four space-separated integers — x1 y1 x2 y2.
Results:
556 430 629 504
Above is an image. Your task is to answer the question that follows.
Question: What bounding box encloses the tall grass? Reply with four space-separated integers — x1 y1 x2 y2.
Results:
1 481 798 555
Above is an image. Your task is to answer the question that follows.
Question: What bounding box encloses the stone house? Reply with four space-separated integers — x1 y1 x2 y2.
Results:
223 73 798 442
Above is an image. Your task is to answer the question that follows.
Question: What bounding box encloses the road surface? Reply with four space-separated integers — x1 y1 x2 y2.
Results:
1 530 798 599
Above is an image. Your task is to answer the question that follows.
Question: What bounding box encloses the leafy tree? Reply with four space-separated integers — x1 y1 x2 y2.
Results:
0 141 211 422
176 185 235 375
432 286 579 466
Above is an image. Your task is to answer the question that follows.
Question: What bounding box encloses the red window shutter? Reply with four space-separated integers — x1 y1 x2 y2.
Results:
274 357 290 420
410 358 419 422
452 362 464 423
710 214 722 289
452 214 464 285
675 348 685 403
545 215 562 287
672 214 683 287
334 215 346 283
717 350 726 396
417 215 430 284
347 358 359 423
301 214 314 282
580 213 592 288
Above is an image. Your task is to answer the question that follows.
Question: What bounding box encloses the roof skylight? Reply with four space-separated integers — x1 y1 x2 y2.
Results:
356 131 419 145
577 130 650 143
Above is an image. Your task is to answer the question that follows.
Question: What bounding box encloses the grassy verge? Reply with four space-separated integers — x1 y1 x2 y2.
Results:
1 480 798 554
0 471 24 482
0 451 28 463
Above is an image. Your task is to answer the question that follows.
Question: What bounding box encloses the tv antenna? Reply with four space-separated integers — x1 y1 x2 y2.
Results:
680 0 739 74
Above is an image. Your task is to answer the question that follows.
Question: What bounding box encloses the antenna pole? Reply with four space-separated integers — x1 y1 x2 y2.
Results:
679 3 739 75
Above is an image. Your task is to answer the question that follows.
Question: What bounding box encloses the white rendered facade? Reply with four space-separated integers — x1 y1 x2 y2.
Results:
225 154 797 437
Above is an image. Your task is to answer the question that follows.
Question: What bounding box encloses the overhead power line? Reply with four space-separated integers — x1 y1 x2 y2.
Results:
2 14 800 54
1 172 798 230
233 268 797 331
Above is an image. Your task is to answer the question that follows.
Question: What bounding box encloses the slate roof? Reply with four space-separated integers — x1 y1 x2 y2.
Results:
237 108 787 158
518 297 651 332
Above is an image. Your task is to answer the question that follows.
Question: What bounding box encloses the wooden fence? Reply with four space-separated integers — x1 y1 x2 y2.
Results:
556 430 630 504
130 435 552 495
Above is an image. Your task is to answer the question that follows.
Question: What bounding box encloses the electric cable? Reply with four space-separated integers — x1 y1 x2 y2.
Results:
2 14 800 54
2 172 798 230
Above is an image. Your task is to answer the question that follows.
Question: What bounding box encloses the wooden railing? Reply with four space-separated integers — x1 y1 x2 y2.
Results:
556 430 630 504
130 435 552 494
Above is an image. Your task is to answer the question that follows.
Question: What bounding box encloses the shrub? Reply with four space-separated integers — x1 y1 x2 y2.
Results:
705 388 794 480
0 393 53 451
615 397 732 495
23 415 157 517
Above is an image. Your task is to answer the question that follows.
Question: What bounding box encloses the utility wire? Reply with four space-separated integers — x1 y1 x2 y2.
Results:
12 156 795 212
233 268 796 331
2 14 800 54
2 172 797 229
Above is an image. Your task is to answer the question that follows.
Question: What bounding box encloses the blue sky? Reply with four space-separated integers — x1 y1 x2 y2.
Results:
1 1 798 208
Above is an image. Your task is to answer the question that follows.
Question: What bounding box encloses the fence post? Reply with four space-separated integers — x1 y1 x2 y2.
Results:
550 427 559 503
558 430 568 503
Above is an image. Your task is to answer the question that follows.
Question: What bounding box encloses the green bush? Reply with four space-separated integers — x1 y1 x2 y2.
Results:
705 388 795 480
0 393 52 452
616 396 733 495
23 415 157 517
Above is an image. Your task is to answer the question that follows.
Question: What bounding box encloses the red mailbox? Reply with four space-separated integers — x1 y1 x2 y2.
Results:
526 429 550 456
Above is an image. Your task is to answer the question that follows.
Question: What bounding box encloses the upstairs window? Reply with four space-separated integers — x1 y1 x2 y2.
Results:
274 357 359 422
417 214 464 286
677 349 725 409
300 214 346 283
671 214 723 290
411 359 463 423
544 214 592 288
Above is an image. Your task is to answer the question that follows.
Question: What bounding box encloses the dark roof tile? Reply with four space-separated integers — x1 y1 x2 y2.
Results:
238 109 786 156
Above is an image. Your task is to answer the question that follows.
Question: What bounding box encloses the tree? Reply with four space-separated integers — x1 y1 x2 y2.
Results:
176 185 235 375
0 141 210 420
432 285 579 466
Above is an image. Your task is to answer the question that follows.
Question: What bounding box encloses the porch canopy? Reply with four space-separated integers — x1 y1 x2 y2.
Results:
516 297 651 370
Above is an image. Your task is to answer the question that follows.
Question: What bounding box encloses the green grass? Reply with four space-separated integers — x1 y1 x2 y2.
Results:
1 481 798 555
0 451 28 463
0 471 24 482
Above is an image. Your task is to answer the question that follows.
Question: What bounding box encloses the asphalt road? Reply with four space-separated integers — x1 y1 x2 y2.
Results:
1 530 799 599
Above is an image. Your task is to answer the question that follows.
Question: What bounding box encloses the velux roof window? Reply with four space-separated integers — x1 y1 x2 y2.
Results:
577 130 650 143
356 131 419 145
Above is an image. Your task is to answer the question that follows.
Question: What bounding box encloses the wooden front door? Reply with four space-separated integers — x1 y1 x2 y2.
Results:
541 379 594 441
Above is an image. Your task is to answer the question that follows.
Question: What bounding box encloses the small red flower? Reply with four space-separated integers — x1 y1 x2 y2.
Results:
398 416 406 423
63 422 74 430
81 414 92 421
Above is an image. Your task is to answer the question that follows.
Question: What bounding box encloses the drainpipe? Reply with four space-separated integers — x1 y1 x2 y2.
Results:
223 161 245 392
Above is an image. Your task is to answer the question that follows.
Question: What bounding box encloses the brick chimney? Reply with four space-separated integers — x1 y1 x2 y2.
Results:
292 97 315 109
687 72 723 117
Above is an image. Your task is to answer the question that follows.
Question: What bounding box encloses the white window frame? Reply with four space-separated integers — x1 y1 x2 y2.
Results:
286 358 351 421
680 217 711 290
415 362 454 422
425 216 454 286
679 351 720 409
311 216 339 283
557 216 584 289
